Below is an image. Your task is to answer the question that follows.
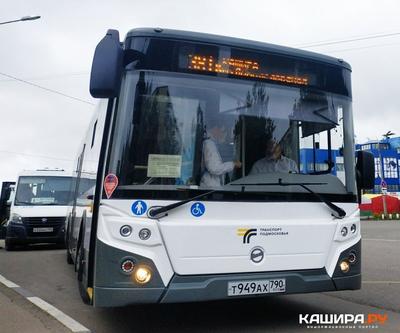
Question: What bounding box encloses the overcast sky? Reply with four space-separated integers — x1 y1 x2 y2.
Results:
1 0 400 184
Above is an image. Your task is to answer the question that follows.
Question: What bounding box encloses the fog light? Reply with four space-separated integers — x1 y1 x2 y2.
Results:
139 228 151 240
348 251 357 264
134 265 152 284
339 260 350 273
120 225 132 237
351 224 356 234
121 259 135 273
341 226 348 237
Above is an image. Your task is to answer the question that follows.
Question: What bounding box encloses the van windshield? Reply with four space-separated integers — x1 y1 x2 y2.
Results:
15 176 72 206
107 71 356 200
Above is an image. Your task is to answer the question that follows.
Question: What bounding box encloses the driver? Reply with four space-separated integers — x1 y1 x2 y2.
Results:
249 139 298 174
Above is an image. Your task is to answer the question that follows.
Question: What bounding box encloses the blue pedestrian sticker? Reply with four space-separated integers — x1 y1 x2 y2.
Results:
191 202 205 217
131 200 147 216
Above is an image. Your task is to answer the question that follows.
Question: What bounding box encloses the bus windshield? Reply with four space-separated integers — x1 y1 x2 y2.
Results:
15 176 72 206
107 70 355 199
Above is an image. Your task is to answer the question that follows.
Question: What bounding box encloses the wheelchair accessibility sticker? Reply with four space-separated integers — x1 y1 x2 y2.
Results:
190 202 205 217
131 200 147 216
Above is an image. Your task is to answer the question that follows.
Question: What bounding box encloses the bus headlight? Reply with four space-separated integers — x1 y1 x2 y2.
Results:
138 228 151 240
340 226 348 237
133 265 152 284
351 224 357 234
11 213 23 224
120 225 132 237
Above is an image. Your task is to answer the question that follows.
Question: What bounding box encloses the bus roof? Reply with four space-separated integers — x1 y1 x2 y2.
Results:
125 28 351 71
18 169 71 178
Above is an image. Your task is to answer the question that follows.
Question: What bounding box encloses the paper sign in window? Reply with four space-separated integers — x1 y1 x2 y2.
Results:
147 154 182 178
31 197 55 204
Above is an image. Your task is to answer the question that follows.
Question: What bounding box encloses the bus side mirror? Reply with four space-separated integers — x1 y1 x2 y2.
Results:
90 29 123 98
356 150 374 189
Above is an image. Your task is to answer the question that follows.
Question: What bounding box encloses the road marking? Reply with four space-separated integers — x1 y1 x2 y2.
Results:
363 238 400 242
0 273 90 333
362 281 400 284
13 286 34 297
28 297 90 333
0 274 20 288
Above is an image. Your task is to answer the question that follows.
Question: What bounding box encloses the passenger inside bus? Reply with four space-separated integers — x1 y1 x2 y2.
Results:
200 117 241 187
249 138 298 175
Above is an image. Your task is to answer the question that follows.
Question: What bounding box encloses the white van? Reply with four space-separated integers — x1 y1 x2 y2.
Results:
6 169 72 250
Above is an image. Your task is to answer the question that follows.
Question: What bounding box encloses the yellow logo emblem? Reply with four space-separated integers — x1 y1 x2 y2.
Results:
237 228 257 244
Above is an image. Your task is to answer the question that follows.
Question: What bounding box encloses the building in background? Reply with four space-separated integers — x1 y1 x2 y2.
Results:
299 136 400 194
356 137 400 193
299 148 346 185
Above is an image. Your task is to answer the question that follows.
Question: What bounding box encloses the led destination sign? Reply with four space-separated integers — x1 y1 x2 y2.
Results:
188 54 309 85
125 37 351 96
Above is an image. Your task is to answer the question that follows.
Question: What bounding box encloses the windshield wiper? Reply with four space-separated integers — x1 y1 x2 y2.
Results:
148 179 345 219
232 178 346 219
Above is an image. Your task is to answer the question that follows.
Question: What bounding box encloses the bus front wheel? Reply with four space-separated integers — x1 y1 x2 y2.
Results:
65 233 73 265
76 231 91 305
66 248 74 265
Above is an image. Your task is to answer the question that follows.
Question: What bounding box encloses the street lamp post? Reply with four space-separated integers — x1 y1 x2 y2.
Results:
0 15 41 25
378 146 387 217
379 131 395 218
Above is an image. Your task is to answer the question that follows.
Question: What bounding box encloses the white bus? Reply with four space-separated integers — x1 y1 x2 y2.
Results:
6 169 72 250
66 28 374 307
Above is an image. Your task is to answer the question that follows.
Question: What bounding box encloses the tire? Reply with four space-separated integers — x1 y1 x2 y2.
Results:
58 242 66 250
66 248 74 264
65 232 73 265
5 239 15 251
76 229 91 305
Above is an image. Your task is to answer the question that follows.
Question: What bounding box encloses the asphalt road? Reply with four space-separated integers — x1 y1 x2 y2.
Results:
0 220 399 332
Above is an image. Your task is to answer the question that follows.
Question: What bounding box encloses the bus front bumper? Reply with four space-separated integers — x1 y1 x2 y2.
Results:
94 270 360 307
93 240 361 307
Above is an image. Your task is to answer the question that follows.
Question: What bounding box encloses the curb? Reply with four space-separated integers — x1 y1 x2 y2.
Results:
0 274 90 333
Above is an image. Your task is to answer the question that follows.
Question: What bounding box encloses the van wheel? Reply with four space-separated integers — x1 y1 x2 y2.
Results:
76 235 91 304
5 239 15 251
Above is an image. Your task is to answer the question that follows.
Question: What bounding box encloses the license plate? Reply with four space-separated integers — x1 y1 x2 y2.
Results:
228 278 286 296
33 227 53 233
